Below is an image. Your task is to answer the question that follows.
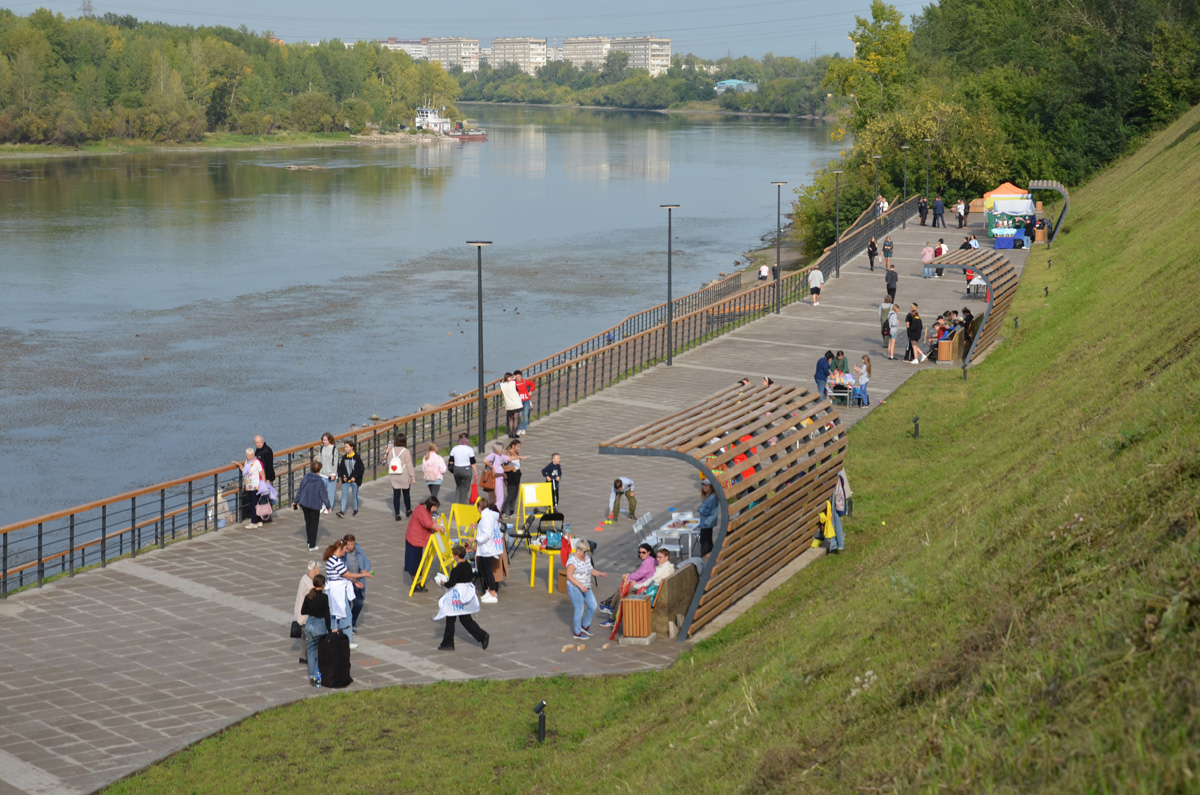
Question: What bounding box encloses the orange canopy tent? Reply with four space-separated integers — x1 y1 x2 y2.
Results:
984 182 1029 199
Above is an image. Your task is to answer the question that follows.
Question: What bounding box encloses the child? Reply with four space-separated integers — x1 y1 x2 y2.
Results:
541 453 563 509
854 355 872 406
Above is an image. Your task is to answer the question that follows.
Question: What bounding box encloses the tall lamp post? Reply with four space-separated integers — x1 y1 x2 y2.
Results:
832 170 843 278
771 181 786 314
661 205 679 365
468 241 492 447
923 137 932 199
901 145 910 228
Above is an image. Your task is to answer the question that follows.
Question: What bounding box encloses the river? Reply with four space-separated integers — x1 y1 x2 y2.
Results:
0 105 840 525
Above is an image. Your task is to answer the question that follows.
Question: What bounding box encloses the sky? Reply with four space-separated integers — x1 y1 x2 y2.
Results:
11 0 931 60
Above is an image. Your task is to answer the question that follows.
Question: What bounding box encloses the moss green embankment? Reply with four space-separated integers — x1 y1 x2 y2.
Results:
106 104 1200 794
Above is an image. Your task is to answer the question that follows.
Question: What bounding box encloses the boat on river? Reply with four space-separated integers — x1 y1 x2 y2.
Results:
448 127 488 142
415 107 487 142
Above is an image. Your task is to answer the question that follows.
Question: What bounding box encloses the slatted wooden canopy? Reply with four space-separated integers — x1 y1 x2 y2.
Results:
930 249 1020 368
599 383 848 637
1027 179 1069 243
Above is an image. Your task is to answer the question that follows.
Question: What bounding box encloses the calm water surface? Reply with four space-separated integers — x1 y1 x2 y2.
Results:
0 106 840 524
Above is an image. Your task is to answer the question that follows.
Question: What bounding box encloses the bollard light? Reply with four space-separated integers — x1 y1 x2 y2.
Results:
533 699 548 743
1044 286 1049 297
912 416 920 439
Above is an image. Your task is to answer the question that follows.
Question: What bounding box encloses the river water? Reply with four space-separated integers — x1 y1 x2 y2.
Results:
0 105 839 525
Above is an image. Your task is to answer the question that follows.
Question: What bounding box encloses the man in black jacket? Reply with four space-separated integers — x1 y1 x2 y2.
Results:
254 434 275 521
439 545 490 651
885 263 899 303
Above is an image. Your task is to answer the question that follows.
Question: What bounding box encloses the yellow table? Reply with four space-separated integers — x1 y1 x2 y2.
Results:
528 545 558 594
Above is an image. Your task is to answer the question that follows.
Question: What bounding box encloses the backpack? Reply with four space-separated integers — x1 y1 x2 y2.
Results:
881 317 891 337
388 447 406 475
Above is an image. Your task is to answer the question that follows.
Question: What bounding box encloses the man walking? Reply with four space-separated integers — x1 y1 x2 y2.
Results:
882 236 894 269
933 195 945 228
918 196 929 226
254 434 276 522
885 262 898 302
808 266 824 306
448 433 477 506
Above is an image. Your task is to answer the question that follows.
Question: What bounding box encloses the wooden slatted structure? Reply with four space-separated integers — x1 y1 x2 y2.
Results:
1027 179 1069 243
599 383 848 637
930 249 1020 367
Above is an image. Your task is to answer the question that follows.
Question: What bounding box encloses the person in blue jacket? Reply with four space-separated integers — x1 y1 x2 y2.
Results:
697 481 719 557
814 350 833 402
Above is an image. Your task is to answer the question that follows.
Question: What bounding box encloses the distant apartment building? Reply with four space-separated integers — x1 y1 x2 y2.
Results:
490 37 547 76
427 37 480 73
378 37 429 60
562 36 611 69
611 36 671 77
479 47 492 66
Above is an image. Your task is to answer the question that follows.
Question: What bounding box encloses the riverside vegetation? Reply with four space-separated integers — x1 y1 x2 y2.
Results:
0 10 459 146
104 100 1200 793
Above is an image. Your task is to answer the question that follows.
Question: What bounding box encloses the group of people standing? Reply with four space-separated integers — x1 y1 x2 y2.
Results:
917 195 969 228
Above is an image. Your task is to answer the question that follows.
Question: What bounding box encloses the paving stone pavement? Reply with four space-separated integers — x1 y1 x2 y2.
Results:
0 215 1026 794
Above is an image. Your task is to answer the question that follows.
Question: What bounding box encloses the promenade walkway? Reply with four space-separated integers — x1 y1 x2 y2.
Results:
0 213 1026 794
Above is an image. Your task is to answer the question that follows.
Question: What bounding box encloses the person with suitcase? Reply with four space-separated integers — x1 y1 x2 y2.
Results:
300 574 332 686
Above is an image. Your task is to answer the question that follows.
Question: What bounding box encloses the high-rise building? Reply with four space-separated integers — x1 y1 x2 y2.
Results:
562 36 611 70
427 38 480 73
489 37 547 76
610 36 671 77
378 37 429 60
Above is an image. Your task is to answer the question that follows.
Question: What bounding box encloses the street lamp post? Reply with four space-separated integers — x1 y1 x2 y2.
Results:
901 145 910 228
468 241 492 447
771 182 786 314
661 205 679 365
923 137 932 200
832 170 843 278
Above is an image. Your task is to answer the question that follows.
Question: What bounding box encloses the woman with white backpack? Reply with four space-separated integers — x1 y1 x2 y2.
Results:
384 433 414 521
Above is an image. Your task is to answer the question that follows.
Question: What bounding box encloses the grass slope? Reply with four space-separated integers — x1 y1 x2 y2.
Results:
106 106 1200 794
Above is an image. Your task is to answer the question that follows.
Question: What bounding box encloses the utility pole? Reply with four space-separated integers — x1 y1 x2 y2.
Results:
81 0 94 17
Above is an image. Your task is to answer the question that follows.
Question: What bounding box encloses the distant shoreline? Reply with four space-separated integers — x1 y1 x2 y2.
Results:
457 100 834 121
0 132 434 161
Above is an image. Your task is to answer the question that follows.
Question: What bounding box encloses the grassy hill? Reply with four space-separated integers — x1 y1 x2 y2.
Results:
107 105 1200 794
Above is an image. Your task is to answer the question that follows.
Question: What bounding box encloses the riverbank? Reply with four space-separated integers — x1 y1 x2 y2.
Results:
0 131 434 160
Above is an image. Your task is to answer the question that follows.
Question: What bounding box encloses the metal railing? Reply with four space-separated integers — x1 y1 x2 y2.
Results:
0 205 882 596
818 195 920 279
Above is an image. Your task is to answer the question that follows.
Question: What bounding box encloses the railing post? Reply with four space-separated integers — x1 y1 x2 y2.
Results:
237 470 244 522
36 522 43 587
2 530 7 597
69 514 76 577
101 504 107 566
131 495 137 558
159 489 166 549
187 481 194 540
212 473 219 531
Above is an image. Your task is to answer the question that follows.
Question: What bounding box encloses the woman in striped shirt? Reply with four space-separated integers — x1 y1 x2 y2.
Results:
323 539 368 650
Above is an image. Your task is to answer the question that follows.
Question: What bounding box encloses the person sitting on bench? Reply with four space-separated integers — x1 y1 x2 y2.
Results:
598 543 656 627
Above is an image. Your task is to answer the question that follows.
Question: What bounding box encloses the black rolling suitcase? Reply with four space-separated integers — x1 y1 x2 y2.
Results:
317 632 353 688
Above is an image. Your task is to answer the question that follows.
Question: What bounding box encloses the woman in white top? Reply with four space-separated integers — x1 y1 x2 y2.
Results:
808 267 825 306
854 354 872 406
231 448 265 528
473 498 505 604
566 539 608 640
317 432 338 512
421 442 447 501
500 373 523 438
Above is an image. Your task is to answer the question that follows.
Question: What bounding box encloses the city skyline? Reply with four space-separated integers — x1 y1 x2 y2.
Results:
13 0 931 60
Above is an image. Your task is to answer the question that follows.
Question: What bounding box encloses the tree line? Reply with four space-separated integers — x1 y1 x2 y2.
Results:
0 9 460 145
455 50 833 116
792 0 1200 256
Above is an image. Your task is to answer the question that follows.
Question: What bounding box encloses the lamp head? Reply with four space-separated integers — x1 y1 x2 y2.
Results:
533 700 547 715
771 181 787 186
660 204 679 210
466 241 493 247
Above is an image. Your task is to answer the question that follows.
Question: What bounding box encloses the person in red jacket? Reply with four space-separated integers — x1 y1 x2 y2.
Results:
514 369 536 436
404 497 441 592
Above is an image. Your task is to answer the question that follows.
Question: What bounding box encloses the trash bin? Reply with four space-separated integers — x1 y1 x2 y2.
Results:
622 595 652 638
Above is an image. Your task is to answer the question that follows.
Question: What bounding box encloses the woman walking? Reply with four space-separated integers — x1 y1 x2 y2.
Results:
482 441 508 510
473 497 504 604
384 433 414 520
421 442 447 501
293 461 332 551
906 304 928 364
336 440 364 518
317 432 338 512
231 448 266 527
566 539 608 641
404 497 442 592
866 237 878 272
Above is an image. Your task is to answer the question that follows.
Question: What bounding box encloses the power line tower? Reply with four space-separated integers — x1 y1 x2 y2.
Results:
81 0 95 18
811 40 820 58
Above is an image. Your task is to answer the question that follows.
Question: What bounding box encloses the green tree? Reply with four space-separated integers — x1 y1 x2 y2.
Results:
288 89 336 131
